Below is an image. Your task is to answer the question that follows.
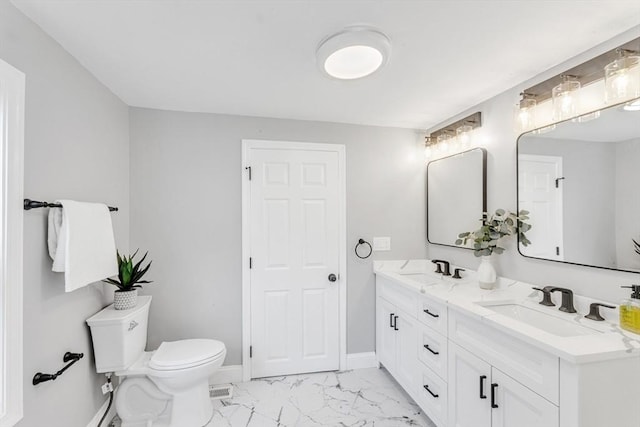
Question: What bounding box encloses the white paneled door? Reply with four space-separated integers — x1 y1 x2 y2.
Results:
245 141 344 378
518 155 564 260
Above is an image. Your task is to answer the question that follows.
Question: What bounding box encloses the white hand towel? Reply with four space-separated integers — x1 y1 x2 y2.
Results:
47 200 118 292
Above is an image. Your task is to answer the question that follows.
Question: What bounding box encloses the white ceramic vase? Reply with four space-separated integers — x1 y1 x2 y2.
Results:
114 289 138 310
477 255 497 290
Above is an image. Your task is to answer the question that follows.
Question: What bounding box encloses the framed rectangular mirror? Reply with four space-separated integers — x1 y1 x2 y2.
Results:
427 148 487 247
517 97 640 273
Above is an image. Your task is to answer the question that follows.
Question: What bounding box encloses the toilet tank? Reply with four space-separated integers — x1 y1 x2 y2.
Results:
86 296 152 373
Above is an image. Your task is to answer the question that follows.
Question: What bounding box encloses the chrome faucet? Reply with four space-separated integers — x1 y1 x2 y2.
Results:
431 259 451 276
549 287 576 313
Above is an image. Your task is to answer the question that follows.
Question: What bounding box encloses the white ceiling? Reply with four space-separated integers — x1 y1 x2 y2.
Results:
10 0 640 129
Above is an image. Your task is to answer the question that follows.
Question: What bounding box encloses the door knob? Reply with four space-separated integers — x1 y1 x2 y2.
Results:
328 274 337 282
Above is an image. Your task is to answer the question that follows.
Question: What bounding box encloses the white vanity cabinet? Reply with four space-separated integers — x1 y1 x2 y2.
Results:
448 342 558 427
375 272 640 427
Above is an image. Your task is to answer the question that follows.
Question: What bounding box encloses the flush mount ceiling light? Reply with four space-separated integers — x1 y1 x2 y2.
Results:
316 26 391 80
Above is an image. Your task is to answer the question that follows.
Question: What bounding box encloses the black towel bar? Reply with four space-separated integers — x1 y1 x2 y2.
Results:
24 199 118 212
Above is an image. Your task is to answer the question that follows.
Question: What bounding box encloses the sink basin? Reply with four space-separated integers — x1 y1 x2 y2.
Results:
482 303 601 337
398 273 434 282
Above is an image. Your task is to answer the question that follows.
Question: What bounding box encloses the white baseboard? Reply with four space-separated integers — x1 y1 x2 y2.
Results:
86 391 117 427
345 352 379 370
210 364 243 385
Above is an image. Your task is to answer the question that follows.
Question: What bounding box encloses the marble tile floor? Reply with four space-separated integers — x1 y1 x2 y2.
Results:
206 367 435 426
109 367 435 427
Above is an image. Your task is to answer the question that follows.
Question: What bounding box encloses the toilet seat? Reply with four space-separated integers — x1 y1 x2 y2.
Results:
149 339 225 371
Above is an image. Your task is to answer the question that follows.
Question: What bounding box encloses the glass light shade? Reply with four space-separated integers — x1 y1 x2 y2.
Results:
324 45 384 79
424 145 433 161
515 97 536 132
552 76 581 121
604 55 640 104
456 125 473 149
436 133 452 146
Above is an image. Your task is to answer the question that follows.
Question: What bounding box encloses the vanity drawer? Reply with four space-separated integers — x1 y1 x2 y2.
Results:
417 296 448 336
415 364 448 427
449 309 559 404
376 276 417 316
418 325 448 380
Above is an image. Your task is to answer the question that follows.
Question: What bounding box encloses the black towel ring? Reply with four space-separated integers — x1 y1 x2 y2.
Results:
355 238 373 259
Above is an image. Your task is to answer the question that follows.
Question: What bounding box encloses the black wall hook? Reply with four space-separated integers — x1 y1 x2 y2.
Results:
33 352 84 386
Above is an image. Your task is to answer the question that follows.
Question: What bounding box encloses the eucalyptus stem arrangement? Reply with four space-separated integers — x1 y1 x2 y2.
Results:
634 239 640 257
456 209 532 257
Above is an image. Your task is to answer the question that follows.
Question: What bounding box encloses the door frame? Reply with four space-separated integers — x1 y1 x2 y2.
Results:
241 139 347 381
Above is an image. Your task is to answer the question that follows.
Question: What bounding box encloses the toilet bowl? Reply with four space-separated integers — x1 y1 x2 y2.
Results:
87 296 227 427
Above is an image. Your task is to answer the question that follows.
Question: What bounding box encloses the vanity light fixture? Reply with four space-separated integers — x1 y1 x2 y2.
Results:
552 75 581 121
316 26 391 80
424 111 482 161
604 49 640 104
515 37 639 131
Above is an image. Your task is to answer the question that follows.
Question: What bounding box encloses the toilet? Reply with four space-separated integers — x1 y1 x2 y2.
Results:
87 296 226 427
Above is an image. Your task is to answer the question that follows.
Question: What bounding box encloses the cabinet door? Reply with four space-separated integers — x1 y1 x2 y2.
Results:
376 297 397 372
448 342 491 427
491 368 559 427
395 309 419 392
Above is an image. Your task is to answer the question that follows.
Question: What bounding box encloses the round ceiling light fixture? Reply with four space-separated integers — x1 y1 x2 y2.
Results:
316 26 391 80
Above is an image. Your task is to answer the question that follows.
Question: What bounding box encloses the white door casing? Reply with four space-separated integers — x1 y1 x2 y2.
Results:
242 140 346 380
0 58 25 427
518 155 564 260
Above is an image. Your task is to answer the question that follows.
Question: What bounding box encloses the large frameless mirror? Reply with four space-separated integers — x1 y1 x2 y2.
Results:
517 97 640 272
427 148 487 248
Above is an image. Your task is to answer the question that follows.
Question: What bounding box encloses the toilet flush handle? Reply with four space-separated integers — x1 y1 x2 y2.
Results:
128 320 139 331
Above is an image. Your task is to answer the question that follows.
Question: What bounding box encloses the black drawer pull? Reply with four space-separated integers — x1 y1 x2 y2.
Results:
423 309 439 318
491 383 499 408
423 384 439 398
389 313 394 328
393 315 399 331
479 375 487 399
423 344 439 355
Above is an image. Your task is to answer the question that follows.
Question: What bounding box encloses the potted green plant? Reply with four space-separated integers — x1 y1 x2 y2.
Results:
103 250 152 310
455 209 531 289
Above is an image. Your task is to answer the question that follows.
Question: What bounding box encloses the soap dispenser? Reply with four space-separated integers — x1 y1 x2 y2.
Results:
620 285 640 334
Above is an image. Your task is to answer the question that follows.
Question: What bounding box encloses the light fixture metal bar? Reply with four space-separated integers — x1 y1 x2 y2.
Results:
428 111 482 141
523 37 640 103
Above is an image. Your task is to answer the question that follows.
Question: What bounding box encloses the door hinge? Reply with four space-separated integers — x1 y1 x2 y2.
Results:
245 166 252 180
555 177 565 188
250 346 253 358
556 246 560 256
249 257 252 269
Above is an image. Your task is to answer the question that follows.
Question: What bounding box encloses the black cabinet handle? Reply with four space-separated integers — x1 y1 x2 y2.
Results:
423 344 439 355
393 315 399 331
423 309 439 318
479 375 487 399
423 384 439 398
491 383 499 408
389 313 394 328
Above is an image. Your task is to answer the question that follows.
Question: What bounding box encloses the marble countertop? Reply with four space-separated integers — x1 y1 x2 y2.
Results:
374 260 640 364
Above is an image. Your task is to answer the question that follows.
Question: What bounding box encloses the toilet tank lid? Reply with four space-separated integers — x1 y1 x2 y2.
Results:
149 339 226 370
86 296 152 326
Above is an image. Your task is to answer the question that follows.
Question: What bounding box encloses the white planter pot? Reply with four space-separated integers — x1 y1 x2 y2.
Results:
114 289 138 310
477 255 497 290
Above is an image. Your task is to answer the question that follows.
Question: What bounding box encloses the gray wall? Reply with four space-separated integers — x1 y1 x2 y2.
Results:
129 108 426 363
426 26 640 304
1 2 130 426
520 137 616 267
